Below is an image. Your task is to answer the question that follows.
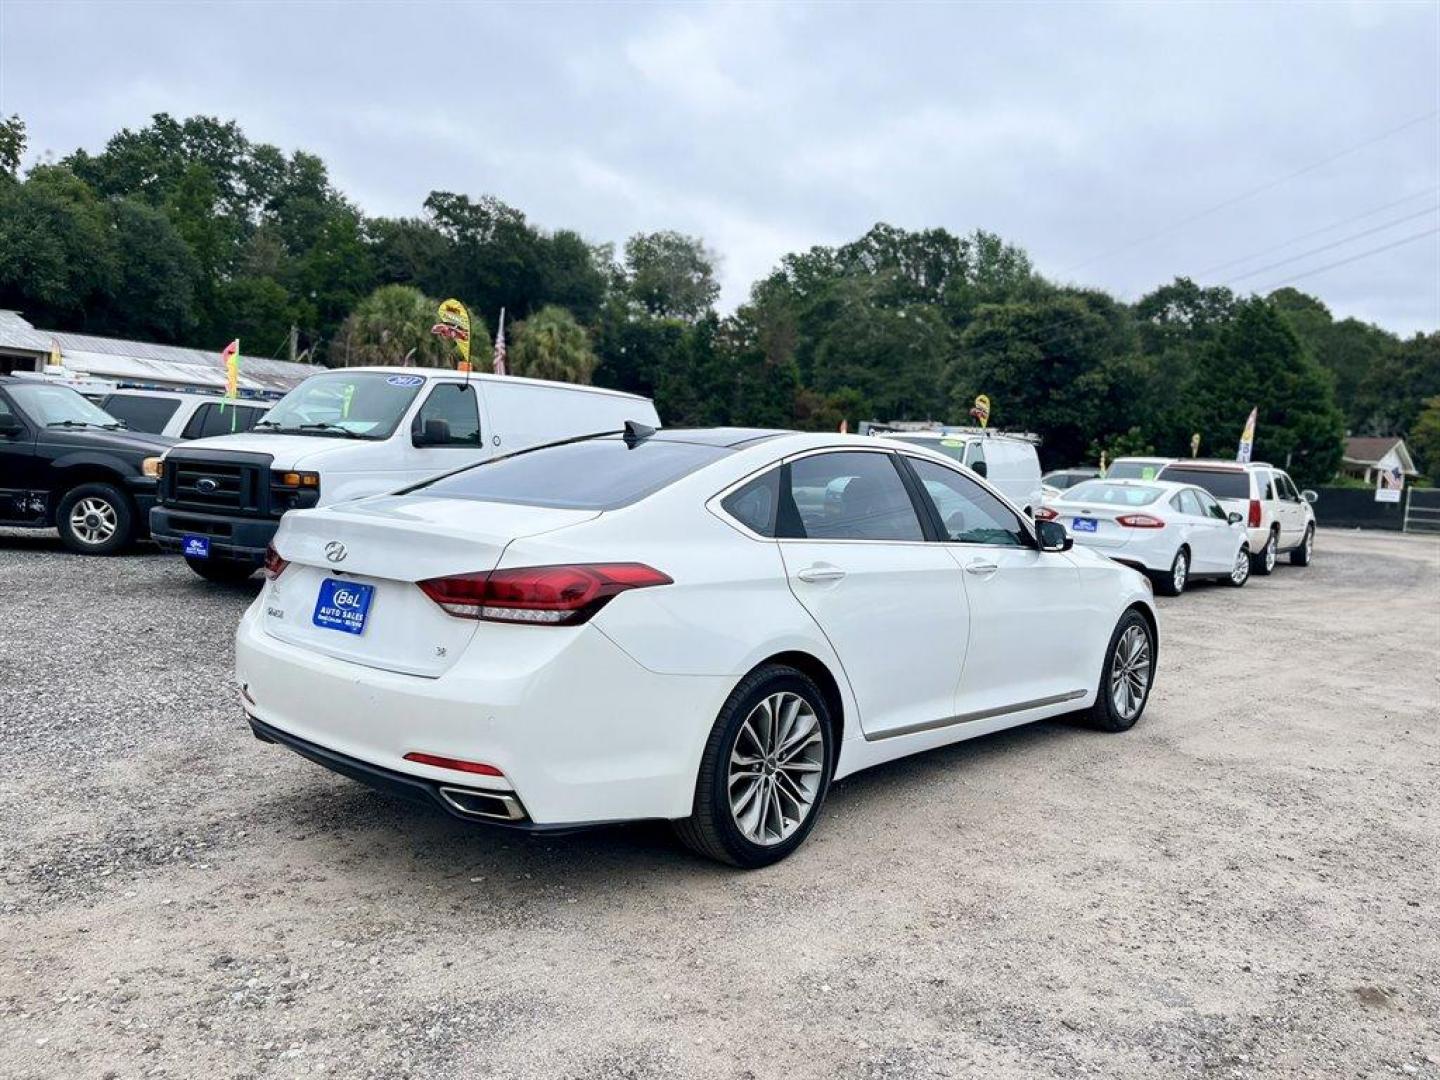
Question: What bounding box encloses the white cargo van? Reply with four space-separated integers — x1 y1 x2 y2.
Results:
150 368 660 582
875 428 1044 515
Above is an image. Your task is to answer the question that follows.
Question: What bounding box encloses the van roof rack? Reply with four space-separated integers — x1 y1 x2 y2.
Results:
858 420 1042 445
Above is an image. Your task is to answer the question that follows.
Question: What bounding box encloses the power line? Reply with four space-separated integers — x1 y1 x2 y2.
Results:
1194 187 1440 277
1061 109 1440 275
1221 204 1439 285
1257 225 1440 291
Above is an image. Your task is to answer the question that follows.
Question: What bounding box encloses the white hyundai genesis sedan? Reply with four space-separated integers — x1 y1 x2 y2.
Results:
236 426 1159 867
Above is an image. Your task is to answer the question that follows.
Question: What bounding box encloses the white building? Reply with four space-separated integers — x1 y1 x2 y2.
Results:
0 309 314 396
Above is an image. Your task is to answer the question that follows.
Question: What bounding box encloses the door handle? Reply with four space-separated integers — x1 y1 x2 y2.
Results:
964 560 999 576
796 565 846 583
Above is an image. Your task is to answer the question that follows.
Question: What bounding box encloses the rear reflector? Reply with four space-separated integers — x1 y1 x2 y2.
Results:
263 543 289 579
403 752 504 777
1034 506 1058 521
1115 513 1165 528
418 563 673 624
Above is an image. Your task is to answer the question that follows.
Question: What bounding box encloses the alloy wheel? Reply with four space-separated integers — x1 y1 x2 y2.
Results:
69 497 118 546
1172 552 1188 594
1264 534 1277 572
1231 546 1250 584
728 692 825 846
1109 624 1152 720
1304 530 1314 561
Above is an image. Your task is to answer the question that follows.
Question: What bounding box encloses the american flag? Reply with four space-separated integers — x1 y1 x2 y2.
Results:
492 308 507 376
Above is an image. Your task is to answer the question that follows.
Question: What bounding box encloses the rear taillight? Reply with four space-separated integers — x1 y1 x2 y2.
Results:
262 543 289 579
418 563 672 624
1115 513 1165 528
1248 499 1262 528
1034 506 1058 521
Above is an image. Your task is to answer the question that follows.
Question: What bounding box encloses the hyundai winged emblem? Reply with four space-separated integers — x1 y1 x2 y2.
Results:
324 541 347 563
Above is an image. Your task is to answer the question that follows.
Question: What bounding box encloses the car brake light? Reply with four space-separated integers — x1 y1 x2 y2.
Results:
1248 499 1262 528
1115 513 1165 528
263 543 289 579
403 751 504 777
417 563 673 624
1034 506 1058 521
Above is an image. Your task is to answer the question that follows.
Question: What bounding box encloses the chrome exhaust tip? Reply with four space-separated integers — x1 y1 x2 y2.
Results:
437 785 528 822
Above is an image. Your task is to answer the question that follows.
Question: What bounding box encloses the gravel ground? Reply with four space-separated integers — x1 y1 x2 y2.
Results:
0 526 1436 1080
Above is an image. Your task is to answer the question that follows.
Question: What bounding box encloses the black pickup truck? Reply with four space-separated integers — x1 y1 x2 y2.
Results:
0 375 176 554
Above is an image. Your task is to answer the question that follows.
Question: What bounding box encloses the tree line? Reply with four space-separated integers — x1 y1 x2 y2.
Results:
1 113 1435 486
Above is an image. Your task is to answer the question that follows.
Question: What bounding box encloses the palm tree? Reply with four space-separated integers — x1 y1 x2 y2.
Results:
509 305 597 384
334 285 487 369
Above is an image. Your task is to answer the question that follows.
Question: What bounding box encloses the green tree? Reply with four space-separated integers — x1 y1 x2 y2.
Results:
0 165 116 327
0 115 25 178
1409 395 1440 482
104 199 199 342
509 305 597 384
332 284 466 369
622 231 720 321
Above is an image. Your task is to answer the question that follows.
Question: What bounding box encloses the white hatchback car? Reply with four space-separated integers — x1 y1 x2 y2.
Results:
1038 478 1251 596
236 428 1159 867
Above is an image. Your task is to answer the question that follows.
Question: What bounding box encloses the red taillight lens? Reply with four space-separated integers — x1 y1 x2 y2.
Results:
1034 506 1058 521
1115 513 1165 528
418 563 672 624
403 751 504 777
1248 499 1262 528
263 543 289 579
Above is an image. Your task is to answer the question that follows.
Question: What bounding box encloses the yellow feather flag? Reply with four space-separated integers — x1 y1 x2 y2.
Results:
222 339 240 399
48 339 62 368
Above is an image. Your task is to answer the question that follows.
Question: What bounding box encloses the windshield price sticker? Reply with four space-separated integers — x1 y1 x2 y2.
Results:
386 375 424 388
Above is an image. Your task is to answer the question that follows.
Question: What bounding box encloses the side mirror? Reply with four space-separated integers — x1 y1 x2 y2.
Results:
1227 511 1243 525
971 460 988 478
413 417 451 447
0 414 23 438
1035 518 1072 552
1301 489 1318 504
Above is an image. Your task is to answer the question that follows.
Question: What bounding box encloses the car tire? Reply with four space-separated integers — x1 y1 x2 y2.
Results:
1289 525 1314 567
674 664 835 868
1251 528 1278 575
185 557 257 584
1082 609 1155 733
1228 544 1251 587
55 482 135 556
1152 548 1188 597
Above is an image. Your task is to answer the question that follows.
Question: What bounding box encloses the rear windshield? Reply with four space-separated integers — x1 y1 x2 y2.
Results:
1158 466 1250 500
1063 481 1162 506
102 394 181 433
413 437 730 510
889 435 969 464
1106 461 1163 480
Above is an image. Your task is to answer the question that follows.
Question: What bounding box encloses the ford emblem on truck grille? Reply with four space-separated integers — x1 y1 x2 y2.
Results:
324 541 347 563
196 477 220 493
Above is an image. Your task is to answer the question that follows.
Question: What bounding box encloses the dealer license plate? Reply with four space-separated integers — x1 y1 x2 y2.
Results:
1071 517 1098 533
313 578 374 636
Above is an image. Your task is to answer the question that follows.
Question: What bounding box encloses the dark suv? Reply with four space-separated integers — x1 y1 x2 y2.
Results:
0 376 177 554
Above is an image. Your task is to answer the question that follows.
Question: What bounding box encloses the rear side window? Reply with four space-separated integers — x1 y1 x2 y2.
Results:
1157 466 1250 500
101 395 180 434
782 452 924 541
184 402 265 439
416 437 729 510
722 469 780 537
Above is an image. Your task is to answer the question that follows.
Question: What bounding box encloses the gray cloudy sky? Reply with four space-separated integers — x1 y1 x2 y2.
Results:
3 1 1437 332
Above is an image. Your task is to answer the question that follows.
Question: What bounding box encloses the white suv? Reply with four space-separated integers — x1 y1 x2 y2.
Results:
877 429 1044 515
1156 460 1317 574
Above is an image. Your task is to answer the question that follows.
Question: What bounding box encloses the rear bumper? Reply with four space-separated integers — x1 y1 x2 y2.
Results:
247 714 610 833
235 597 731 826
150 506 276 564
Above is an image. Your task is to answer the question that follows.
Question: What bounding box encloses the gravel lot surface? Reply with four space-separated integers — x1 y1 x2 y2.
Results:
1 527 1436 1080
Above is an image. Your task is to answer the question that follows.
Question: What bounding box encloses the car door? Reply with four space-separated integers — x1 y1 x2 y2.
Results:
775 449 971 740
1274 472 1306 547
902 455 1091 719
1177 487 1228 572
1192 487 1241 570
0 388 39 521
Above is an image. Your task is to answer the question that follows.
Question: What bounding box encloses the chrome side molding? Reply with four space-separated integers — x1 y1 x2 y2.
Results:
865 689 1088 742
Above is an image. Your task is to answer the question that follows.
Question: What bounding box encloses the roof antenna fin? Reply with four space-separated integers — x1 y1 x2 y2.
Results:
623 419 656 447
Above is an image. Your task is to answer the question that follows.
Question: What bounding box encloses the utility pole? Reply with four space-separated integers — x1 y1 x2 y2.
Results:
288 324 298 364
